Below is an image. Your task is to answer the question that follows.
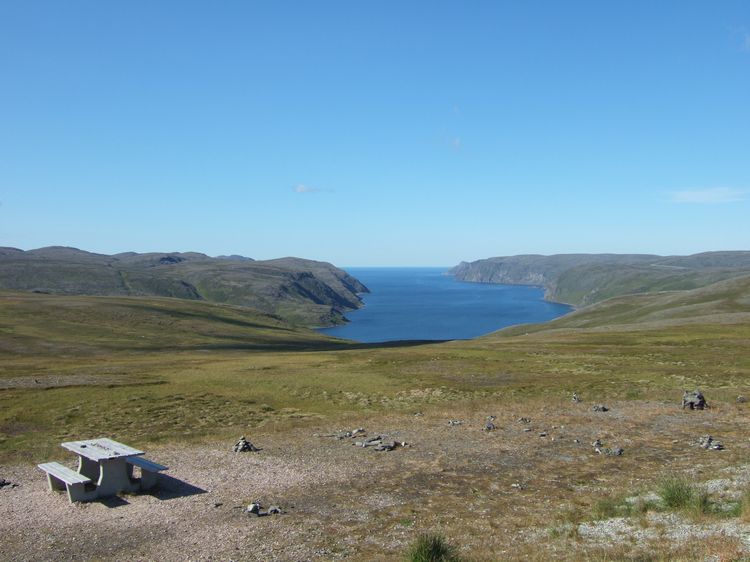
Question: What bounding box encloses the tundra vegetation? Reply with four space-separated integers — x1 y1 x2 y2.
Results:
2 268 750 560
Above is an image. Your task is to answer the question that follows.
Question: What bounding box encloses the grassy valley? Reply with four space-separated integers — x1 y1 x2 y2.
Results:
3 266 750 560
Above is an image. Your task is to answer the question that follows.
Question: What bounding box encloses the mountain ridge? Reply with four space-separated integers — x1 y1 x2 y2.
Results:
0 246 368 327
451 251 750 307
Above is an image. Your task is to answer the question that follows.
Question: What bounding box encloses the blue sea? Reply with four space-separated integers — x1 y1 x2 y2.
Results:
319 267 572 343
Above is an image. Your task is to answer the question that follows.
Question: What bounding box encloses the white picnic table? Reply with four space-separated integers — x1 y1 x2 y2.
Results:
62 437 145 496
38 437 168 502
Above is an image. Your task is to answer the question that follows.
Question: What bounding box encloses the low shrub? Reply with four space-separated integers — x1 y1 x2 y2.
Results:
407 533 462 562
659 477 695 509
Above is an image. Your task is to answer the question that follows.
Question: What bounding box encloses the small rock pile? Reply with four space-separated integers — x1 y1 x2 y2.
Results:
483 415 497 432
737 395 747 404
591 404 609 412
327 427 366 440
697 435 724 450
318 427 408 452
246 501 283 517
233 436 261 453
682 390 708 410
0 478 17 489
572 392 581 403
353 435 408 452
447 419 463 427
592 439 624 456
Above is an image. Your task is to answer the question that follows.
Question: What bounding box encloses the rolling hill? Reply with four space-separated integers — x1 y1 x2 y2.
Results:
0 247 368 327
451 252 750 306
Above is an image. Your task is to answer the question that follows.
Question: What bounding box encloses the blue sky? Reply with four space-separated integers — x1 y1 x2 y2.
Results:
1 1 749 266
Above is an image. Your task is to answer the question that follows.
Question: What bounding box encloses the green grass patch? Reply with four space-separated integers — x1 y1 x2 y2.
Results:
406 533 462 562
658 477 695 510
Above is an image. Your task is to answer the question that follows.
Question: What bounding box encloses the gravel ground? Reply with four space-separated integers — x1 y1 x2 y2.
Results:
3 401 750 561
1 429 370 562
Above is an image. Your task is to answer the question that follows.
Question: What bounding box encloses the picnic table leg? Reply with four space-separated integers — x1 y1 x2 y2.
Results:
139 469 158 490
78 455 100 480
46 473 65 492
95 458 139 497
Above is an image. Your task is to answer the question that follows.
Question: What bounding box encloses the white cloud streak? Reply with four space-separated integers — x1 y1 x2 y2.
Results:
293 184 334 194
669 187 748 204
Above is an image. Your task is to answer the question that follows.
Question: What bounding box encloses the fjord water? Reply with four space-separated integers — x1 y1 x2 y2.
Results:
320 268 572 343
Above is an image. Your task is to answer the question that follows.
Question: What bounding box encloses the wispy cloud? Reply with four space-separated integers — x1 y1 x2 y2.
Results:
732 26 750 52
669 187 748 204
451 137 462 150
293 183 332 194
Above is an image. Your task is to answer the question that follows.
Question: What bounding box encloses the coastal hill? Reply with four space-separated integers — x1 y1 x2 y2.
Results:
0 246 368 327
450 251 750 306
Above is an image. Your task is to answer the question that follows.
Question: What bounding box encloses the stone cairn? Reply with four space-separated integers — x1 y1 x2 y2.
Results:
572 392 581 403
591 404 609 412
682 390 708 410
483 415 497 432
233 436 260 453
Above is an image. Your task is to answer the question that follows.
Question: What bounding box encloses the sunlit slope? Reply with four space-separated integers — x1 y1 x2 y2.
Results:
494 274 750 336
0 291 344 355
452 252 750 307
0 247 368 327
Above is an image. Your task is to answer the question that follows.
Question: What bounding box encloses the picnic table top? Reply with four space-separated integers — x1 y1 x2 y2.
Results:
61 438 144 461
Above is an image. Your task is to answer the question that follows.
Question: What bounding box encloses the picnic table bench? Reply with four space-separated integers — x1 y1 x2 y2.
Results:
37 461 96 503
38 437 168 502
126 456 168 490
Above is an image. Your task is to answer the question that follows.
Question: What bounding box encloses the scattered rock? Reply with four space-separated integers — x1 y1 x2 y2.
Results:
246 502 262 516
447 420 463 427
592 438 623 456
0 478 17 489
591 404 609 412
413 412 424 417
233 436 261 453
698 435 724 450
483 415 497 432
511 482 527 490
682 389 707 410
374 441 407 452
737 395 747 404
572 392 581 403
523 428 532 433
539 432 548 438
517 417 531 424
246 501 284 517
354 435 384 447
